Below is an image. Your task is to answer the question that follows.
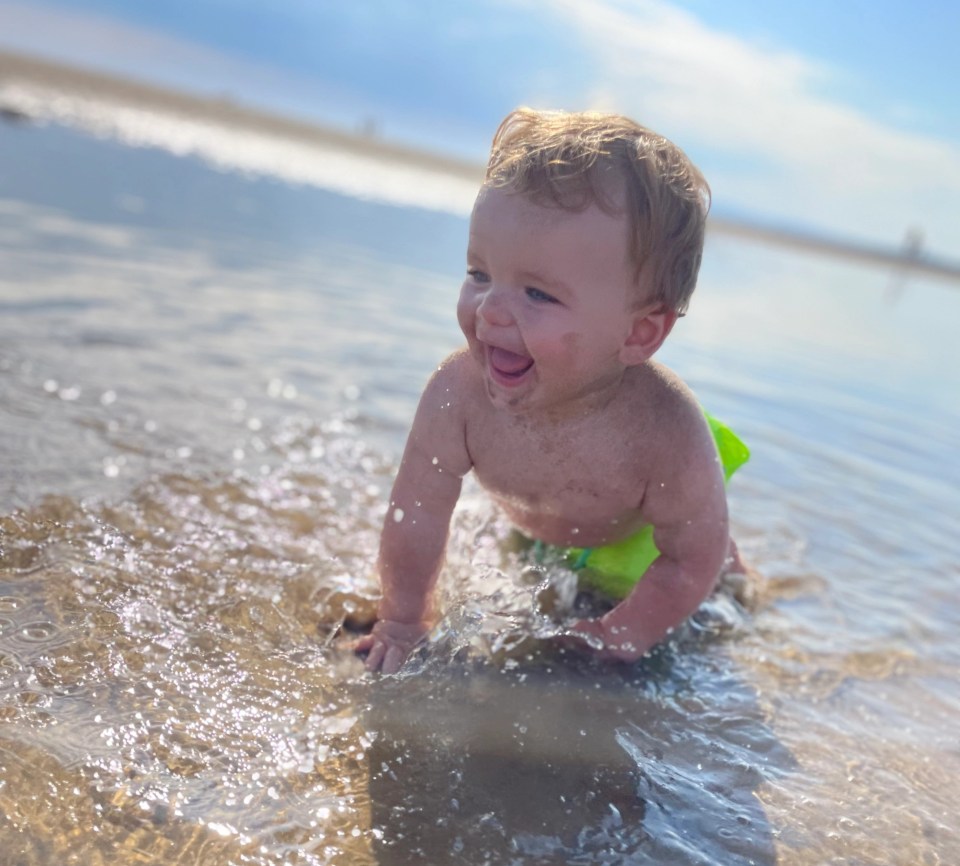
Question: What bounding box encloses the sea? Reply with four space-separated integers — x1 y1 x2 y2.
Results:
0 58 958 865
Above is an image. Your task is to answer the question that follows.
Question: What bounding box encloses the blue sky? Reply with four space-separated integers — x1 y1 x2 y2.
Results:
1 0 958 258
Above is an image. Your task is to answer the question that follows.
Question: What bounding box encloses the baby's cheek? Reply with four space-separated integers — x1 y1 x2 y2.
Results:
555 330 582 362
532 330 581 368
455 293 476 336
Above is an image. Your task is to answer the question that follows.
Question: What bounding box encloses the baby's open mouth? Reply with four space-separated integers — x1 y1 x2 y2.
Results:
489 346 534 380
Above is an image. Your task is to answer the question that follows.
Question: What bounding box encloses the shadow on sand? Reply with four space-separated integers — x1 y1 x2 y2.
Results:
361 639 792 865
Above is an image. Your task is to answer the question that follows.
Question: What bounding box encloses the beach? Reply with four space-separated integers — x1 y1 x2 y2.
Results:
1 48 959 865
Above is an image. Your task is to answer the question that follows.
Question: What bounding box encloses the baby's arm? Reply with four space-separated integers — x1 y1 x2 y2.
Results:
357 357 473 673
571 431 730 662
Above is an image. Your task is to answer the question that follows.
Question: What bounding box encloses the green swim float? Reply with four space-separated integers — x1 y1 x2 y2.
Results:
533 411 749 600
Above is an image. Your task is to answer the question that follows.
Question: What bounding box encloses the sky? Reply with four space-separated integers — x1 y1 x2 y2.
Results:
0 0 958 260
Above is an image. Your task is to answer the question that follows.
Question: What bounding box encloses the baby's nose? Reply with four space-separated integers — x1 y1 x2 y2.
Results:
477 287 513 327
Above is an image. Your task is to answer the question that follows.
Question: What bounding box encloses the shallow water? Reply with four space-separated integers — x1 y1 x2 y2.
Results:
1 108 959 865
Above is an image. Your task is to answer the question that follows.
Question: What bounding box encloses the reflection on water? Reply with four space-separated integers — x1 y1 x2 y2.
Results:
1 115 959 864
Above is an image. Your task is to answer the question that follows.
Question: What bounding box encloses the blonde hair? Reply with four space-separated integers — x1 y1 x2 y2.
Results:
484 108 710 313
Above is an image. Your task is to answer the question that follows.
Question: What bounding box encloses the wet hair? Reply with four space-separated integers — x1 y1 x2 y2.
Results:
484 107 710 313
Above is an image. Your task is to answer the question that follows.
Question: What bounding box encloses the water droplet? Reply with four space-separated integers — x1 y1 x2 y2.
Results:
431 457 439 465
100 390 117 406
392 508 405 523
19 621 57 642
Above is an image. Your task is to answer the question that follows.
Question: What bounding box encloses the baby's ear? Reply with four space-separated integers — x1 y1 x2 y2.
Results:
619 303 678 365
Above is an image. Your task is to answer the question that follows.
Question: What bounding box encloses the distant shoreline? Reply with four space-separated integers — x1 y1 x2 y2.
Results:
2 49 958 283
0 49 483 181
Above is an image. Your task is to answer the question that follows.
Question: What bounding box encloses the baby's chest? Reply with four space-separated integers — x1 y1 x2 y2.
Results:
472 433 644 511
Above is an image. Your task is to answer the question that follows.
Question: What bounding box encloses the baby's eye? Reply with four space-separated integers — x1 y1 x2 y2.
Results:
466 268 489 283
525 286 559 304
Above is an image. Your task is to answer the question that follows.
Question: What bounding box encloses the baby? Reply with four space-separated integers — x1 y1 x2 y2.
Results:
358 108 748 673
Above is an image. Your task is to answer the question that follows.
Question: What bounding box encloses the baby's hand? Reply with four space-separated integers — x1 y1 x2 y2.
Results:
355 619 429 673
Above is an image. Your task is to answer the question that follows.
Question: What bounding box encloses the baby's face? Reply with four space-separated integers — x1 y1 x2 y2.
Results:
457 187 641 416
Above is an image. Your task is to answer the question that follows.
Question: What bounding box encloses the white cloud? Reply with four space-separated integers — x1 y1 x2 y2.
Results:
0 2 252 82
0 0 358 124
538 0 960 257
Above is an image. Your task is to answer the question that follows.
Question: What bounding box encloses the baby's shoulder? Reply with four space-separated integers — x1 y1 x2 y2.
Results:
622 363 728 520
407 350 480 476
627 361 700 420
423 348 480 393
623 362 713 456
417 349 487 426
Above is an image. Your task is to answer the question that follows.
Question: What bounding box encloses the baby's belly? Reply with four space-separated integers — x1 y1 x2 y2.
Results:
495 498 648 549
